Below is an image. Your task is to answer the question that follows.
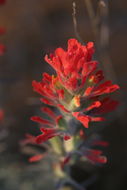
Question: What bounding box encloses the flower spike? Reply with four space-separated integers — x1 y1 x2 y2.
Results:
29 38 119 168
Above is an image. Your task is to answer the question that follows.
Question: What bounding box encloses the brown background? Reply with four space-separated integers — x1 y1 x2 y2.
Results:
0 0 127 190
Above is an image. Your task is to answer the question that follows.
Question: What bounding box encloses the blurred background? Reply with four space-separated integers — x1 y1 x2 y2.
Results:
0 0 127 189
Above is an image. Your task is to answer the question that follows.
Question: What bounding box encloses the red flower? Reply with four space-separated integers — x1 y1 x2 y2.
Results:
31 38 119 139
45 39 98 92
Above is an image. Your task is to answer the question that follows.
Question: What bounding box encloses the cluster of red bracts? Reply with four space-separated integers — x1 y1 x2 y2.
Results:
0 0 6 55
32 39 119 128
61 149 107 168
61 137 109 168
30 106 71 144
29 39 119 164
45 40 96 92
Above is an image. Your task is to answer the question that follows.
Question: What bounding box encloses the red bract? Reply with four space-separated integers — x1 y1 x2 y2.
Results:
72 112 104 128
57 104 70 113
93 97 119 114
92 140 109 147
29 154 46 163
35 126 71 144
31 106 70 144
36 128 60 144
84 149 107 164
32 74 64 107
40 107 56 120
87 153 107 164
31 116 53 126
84 80 119 97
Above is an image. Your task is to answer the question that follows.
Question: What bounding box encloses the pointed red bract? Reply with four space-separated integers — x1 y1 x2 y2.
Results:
92 81 119 97
72 112 105 128
85 101 101 111
87 154 107 164
84 87 93 96
95 98 119 114
42 72 52 82
32 75 65 107
84 81 119 98
57 104 70 113
29 154 46 162
41 107 56 119
36 128 60 144
72 112 90 128
93 140 109 147
85 149 107 164
30 116 53 126
40 98 54 106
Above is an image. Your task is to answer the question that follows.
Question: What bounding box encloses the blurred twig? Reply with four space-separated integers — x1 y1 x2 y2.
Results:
84 0 116 81
98 0 117 81
84 0 98 39
72 1 83 43
84 0 125 123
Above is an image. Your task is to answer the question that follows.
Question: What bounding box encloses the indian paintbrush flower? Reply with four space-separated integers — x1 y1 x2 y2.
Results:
27 39 119 165
32 39 119 131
